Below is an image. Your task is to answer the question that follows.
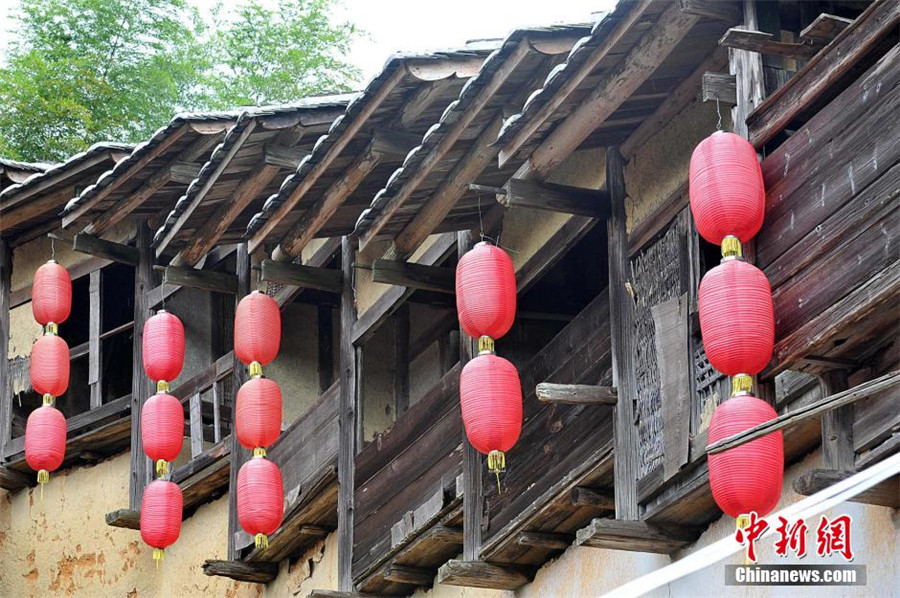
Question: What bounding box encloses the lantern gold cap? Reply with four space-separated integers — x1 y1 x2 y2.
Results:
721 236 743 260
253 447 267 458
46 322 58 335
731 374 753 396
157 380 169 393
42 393 53 406
156 459 169 479
254 533 269 549
248 361 263 378
478 336 495 354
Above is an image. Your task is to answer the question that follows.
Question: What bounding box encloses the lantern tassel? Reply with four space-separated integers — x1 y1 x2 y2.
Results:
255 533 269 549
153 548 165 568
736 514 751 566
488 450 505 494
37 469 49 502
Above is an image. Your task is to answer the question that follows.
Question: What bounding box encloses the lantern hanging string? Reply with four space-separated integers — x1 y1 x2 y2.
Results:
161 267 167 311
715 95 723 132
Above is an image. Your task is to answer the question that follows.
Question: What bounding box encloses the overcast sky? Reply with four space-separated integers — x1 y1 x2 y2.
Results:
1 0 615 81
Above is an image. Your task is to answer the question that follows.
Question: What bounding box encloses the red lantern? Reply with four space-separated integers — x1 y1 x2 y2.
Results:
141 393 184 471
25 402 66 486
689 131 765 245
30 334 70 397
140 479 183 563
32 261 72 326
460 352 522 477
699 259 774 376
456 243 516 341
143 310 185 384
708 394 783 518
236 378 282 450
237 456 284 548
234 291 281 367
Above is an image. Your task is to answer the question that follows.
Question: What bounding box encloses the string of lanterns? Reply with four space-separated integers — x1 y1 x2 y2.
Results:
140 309 186 564
234 290 284 550
690 132 784 528
26 260 71 495
456 242 522 489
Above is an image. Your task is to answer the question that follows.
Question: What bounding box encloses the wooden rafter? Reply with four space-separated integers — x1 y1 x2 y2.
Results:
1 151 112 213
499 178 610 219
154 119 258 256
396 79 457 129
1 185 75 229
248 66 408 253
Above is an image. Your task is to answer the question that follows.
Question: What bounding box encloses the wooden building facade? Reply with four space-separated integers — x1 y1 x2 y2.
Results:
0 1 897 596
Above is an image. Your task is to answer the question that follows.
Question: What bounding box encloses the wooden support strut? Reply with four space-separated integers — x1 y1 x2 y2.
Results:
793 469 899 509
154 265 237 295
535 383 617 405
436 560 533 590
70 233 140 266
718 28 822 58
371 259 455 294
702 72 738 105
499 178 610 219
202 560 278 584
260 260 343 293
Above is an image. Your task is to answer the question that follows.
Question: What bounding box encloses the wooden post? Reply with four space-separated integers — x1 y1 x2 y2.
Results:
820 370 854 471
190 393 203 458
0 238 11 461
394 304 410 417
458 230 483 560
129 221 154 509
337 236 359 592
227 242 251 560
729 0 765 138
89 269 103 409
317 304 334 393
606 147 639 521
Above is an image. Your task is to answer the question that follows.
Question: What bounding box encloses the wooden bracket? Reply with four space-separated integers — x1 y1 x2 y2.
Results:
515 531 573 551
701 72 737 105
799 13 852 44
436 560 533 590
260 260 343 293
719 28 822 59
0 466 35 491
202 559 279 584
105 508 141 530
371 259 455 294
154 265 238 295
793 469 898 509
500 178 610 219
60 233 140 266
536 383 617 405
570 486 616 509
383 564 435 586
575 519 700 554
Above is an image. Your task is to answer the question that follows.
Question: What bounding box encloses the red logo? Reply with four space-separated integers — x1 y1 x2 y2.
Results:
816 515 854 561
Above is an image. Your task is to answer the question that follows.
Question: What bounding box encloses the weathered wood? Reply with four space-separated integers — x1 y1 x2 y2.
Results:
202 559 278 584
394 304 410 416
747 0 900 147
306 591 389 598
708 370 900 455
261 260 343 293
570 486 616 509
371 260 454 294
129 222 154 509
370 130 422 160
575 519 699 554
799 13 853 44
606 147 639 521
189 393 203 458
264 143 306 169
105 508 141 530
0 238 12 461
719 28 821 58
338 236 358 591
89 270 102 409
515 215 595 295
318 305 335 393
0 466 34 491
793 469 899 509
535 383 617 405
653 294 691 481
168 161 203 184
156 265 237 295
273 237 341 308
499 178 610 219
72 233 140 266
857 434 900 470
516 531 573 551
728 0 766 139
397 79 457 129
383 564 434 586
678 0 740 22
436 560 532 590
820 370 854 471
702 72 737 104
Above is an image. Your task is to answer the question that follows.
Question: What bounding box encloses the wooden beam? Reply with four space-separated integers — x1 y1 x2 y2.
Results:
397 79 457 129
498 0 656 166
380 113 505 259
370 130 423 160
0 238 11 462
747 0 900 148
535 383 617 405
359 37 535 250
0 465 35 491
202 560 278 584
702 72 737 104
189 393 203 458
264 143 306 169
168 161 203 184
88 270 102 409
500 178 610 219
249 66 408 252
436 560 532 590
383 564 434 586
575 519 699 554
858 434 900 470
72 233 139 266
719 28 821 58
799 13 853 44
129 222 154 509
156 265 237 295
155 118 258 256
516 531 573 551
1 153 108 213
371 259 455 294
793 469 899 509
571 486 616 509
820 370 854 471
707 370 900 455
260 260 342 293
273 237 342 308
606 147 639 521
337 236 358 591
678 0 740 22
105 508 141 530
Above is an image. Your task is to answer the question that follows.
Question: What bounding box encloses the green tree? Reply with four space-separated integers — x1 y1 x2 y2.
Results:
0 0 361 162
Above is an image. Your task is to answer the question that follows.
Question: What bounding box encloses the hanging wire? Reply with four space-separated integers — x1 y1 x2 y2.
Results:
715 94 723 132
161 267 167 311
50 236 56 261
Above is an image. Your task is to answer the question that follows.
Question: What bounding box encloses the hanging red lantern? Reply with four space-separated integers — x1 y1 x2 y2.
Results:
140 479 183 564
699 255 774 376
25 401 67 487
32 260 72 326
236 378 282 450
143 310 185 387
237 455 284 548
456 242 516 341
30 334 70 397
708 392 783 518
234 291 281 370
141 392 184 476
460 352 522 480
689 131 765 245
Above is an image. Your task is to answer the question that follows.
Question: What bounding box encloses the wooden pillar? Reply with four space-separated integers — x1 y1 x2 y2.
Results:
317 304 334 393
606 147 639 521
89 269 103 409
227 242 251 560
0 238 11 461
337 236 359 591
129 221 154 509
394 303 410 416
729 0 765 139
458 230 483 560
820 370 854 471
